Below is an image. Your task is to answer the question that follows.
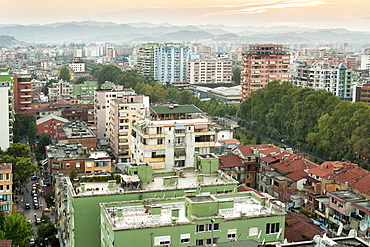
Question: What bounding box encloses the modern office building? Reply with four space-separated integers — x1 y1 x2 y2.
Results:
0 80 14 150
292 62 355 101
13 74 32 113
154 44 189 84
100 191 286 246
108 94 149 163
131 104 219 171
55 162 240 247
0 163 12 215
241 45 290 100
187 58 233 84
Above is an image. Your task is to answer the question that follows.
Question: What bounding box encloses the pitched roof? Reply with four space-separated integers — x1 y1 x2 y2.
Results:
219 155 244 168
285 212 330 242
272 155 318 174
260 156 278 163
309 161 344 177
286 169 308 181
217 139 240 145
350 173 370 195
322 163 368 186
259 147 281 156
237 146 254 156
36 113 69 125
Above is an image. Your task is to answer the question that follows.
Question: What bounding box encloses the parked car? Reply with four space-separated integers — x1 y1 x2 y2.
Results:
31 176 38 180
34 203 39 209
35 218 41 225
31 190 37 196
25 203 30 209
29 238 35 245
44 208 51 212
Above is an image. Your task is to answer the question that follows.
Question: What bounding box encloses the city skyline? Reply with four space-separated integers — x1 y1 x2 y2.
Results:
1 0 370 32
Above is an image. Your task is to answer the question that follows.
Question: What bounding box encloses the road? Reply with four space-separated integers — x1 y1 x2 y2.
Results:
18 177 52 242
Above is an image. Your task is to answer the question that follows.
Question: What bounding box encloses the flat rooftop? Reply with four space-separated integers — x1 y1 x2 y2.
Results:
329 190 365 202
101 192 281 230
72 170 238 197
150 105 202 115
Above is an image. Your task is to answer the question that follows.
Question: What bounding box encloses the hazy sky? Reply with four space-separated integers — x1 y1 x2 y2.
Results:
2 0 370 31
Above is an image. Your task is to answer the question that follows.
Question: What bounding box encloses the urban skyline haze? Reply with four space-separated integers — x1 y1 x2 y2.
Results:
1 0 370 32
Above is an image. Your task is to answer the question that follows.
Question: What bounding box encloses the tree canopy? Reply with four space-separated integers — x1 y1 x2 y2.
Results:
0 213 32 246
58 66 71 81
238 80 370 168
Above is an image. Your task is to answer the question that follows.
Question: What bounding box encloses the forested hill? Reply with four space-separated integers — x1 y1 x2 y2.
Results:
238 81 370 169
0 35 17 46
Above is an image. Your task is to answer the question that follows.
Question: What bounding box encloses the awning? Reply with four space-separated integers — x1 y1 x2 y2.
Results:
175 125 186 130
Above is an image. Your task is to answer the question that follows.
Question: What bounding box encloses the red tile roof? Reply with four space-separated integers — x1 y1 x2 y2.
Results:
309 161 344 177
236 144 277 157
217 139 240 145
348 172 370 195
272 155 318 174
259 147 281 156
219 155 244 168
322 163 368 186
286 169 308 181
285 212 330 242
260 156 278 163
0 240 12 247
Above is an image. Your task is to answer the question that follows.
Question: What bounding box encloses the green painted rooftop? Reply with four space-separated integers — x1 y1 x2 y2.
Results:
150 105 202 115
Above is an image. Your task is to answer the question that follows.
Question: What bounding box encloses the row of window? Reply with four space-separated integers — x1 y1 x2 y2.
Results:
0 174 10 181
153 223 280 246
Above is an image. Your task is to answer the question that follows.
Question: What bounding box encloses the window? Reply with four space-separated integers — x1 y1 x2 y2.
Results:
76 163 80 168
227 229 237 239
180 234 190 243
266 223 280 234
6 185 9 191
249 227 259 236
6 174 9 180
154 236 170 246
196 223 220 232
0 185 3 191
274 180 279 187
0 174 2 180
66 163 70 168
157 138 163 145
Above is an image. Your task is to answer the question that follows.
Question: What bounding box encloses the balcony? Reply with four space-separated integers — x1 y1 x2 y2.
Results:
20 88 31 92
175 142 186 148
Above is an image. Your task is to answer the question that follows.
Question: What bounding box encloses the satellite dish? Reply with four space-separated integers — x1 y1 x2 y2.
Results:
360 219 367 231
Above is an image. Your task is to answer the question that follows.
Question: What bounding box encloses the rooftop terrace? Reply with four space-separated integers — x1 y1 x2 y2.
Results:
101 192 281 230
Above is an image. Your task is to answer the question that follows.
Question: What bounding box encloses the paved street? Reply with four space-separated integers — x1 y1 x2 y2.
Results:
18 177 52 241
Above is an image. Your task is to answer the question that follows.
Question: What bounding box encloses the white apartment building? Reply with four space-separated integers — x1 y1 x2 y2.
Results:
131 105 218 171
48 80 72 102
68 58 85 73
187 59 233 84
94 87 149 143
360 55 370 70
0 82 13 150
108 95 149 163
292 62 355 101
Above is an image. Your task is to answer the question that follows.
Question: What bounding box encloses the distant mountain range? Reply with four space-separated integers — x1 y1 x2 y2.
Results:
0 21 369 43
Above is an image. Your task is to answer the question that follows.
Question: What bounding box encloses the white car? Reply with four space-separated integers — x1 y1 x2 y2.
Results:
29 238 35 245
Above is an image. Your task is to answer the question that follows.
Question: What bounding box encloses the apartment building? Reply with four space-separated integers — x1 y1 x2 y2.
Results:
187 58 232 84
0 164 12 215
13 74 32 113
94 87 149 147
137 43 156 79
68 58 85 73
55 162 240 247
154 44 189 84
48 80 72 102
108 95 149 163
131 104 217 171
353 83 370 105
241 45 290 100
292 62 355 101
100 191 286 246
0 81 14 150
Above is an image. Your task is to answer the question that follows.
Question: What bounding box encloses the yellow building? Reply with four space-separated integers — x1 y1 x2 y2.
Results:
0 163 12 215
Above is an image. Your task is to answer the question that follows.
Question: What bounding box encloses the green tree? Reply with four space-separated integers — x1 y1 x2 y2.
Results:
42 79 57 96
58 66 71 81
75 76 87 84
13 114 29 143
36 134 52 161
93 65 122 84
36 222 57 246
5 143 31 158
232 67 241 84
3 213 32 246
69 168 78 181
28 115 37 147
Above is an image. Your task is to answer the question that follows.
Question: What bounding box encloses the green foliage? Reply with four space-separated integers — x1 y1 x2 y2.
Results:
36 222 57 246
45 191 55 208
69 169 78 181
1 144 36 188
93 65 122 84
238 80 370 166
232 67 241 84
58 66 71 81
36 134 52 161
2 213 32 246
75 76 87 84
12 114 29 143
27 115 37 147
